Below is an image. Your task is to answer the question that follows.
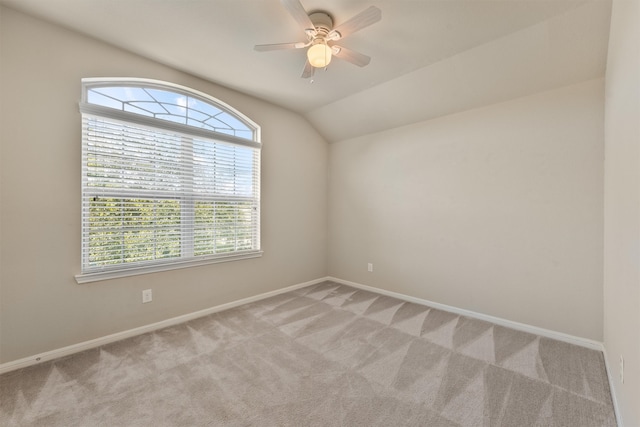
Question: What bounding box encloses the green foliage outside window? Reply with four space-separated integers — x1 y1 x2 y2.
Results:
88 198 257 267
88 198 181 266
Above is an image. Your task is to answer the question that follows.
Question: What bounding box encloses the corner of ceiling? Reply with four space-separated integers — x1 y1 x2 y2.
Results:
304 0 611 144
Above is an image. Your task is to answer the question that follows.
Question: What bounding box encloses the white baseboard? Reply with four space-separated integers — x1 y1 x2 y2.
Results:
602 347 623 427
327 276 604 352
0 276 606 376
0 277 326 375
1 275 620 425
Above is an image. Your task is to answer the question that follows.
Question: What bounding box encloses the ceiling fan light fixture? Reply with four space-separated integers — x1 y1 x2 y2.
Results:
253 1 381 78
307 42 332 68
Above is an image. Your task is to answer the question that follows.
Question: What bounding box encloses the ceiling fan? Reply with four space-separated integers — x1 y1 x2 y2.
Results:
254 0 382 79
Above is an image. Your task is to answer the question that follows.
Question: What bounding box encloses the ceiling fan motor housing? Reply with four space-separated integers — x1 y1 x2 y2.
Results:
308 11 334 37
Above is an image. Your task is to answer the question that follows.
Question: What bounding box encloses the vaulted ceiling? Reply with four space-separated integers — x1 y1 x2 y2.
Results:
0 0 611 142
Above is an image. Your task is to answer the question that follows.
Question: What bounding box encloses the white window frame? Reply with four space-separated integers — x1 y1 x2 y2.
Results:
76 78 261 284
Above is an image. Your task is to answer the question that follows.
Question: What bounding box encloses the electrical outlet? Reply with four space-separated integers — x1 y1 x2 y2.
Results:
142 289 153 304
367 263 373 272
620 355 624 384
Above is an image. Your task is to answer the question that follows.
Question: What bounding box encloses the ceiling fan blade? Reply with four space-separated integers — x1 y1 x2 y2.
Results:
328 6 381 40
281 0 315 34
332 45 371 67
254 42 307 52
301 60 315 79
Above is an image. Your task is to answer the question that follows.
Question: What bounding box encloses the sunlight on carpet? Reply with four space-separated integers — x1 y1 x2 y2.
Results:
0 281 616 426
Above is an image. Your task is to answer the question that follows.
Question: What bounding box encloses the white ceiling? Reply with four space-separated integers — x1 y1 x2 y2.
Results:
1 0 612 142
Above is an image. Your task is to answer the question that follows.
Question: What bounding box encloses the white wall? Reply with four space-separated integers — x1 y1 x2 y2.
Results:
329 79 604 340
0 7 328 363
603 0 640 425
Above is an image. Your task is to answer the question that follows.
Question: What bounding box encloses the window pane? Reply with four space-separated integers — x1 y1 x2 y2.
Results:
194 200 257 256
192 140 256 197
145 88 186 106
216 112 251 133
88 91 122 110
87 197 181 267
93 86 155 102
81 79 261 275
129 101 168 115
189 98 223 117
124 103 154 117
186 109 209 122
85 118 183 193
86 84 255 141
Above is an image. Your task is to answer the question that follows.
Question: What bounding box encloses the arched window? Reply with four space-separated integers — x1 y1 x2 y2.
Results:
77 78 261 283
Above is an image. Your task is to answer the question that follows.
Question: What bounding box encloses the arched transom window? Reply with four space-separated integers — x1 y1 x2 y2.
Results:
77 78 261 283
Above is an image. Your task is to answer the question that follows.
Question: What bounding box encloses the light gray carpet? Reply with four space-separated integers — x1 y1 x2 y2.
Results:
0 281 616 426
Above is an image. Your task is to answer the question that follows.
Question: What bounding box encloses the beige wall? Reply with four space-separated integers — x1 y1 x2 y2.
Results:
603 0 640 425
0 7 328 363
328 79 605 340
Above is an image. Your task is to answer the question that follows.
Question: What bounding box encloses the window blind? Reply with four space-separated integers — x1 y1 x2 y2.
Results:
81 112 260 275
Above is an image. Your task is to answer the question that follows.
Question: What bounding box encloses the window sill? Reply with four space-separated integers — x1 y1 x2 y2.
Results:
75 251 263 284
